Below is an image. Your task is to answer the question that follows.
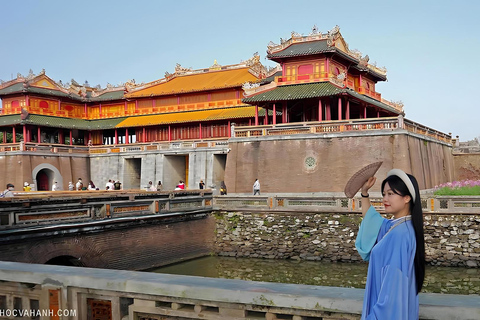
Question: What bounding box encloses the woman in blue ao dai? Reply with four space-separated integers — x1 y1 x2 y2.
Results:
355 169 425 319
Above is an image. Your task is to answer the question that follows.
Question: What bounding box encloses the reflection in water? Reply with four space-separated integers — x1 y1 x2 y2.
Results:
151 256 480 295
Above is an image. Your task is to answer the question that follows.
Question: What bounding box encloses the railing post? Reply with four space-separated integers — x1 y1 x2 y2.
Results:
397 115 404 129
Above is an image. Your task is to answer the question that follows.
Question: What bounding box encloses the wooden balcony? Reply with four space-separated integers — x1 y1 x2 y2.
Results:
274 73 383 102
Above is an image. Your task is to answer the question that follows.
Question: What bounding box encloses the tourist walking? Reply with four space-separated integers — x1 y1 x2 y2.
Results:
52 181 59 191
76 178 83 191
199 180 205 190
156 181 162 191
113 180 122 190
148 181 156 191
68 181 74 191
88 180 96 190
1 183 15 197
253 179 260 195
106 179 114 190
355 169 425 319
23 182 31 192
220 181 227 195
177 180 185 190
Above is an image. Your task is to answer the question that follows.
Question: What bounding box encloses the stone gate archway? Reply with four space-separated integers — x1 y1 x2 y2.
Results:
32 163 64 191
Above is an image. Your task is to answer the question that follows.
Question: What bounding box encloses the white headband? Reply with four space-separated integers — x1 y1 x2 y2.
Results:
386 169 416 203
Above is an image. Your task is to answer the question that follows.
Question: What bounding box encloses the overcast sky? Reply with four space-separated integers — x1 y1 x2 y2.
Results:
1 0 478 141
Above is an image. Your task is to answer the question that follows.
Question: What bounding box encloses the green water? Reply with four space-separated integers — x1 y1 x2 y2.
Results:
150 256 480 295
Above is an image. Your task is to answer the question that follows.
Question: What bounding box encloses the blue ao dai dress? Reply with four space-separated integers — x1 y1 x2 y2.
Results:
355 206 418 320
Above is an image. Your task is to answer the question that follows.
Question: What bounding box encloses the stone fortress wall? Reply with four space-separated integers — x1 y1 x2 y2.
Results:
214 211 480 268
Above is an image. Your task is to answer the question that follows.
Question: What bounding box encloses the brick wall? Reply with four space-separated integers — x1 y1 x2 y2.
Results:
225 133 455 193
0 216 216 270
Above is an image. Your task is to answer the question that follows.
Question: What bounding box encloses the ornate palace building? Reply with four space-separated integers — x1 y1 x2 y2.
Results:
0 26 454 192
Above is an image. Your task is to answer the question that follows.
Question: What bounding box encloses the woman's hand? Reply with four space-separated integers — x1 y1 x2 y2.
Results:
361 176 376 195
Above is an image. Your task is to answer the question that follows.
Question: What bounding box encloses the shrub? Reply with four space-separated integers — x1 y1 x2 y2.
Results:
434 180 480 195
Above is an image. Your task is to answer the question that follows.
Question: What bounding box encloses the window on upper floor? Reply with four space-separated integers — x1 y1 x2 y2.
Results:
298 64 313 75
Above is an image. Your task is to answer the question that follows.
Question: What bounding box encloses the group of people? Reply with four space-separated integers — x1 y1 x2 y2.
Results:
148 181 163 191
105 179 122 191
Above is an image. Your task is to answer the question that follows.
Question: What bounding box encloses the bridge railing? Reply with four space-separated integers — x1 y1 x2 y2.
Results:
0 190 213 229
213 194 480 214
0 261 477 320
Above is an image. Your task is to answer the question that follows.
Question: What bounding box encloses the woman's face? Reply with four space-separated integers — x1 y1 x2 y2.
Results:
382 182 411 216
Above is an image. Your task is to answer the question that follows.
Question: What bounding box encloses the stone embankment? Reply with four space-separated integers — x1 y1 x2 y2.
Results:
214 211 480 268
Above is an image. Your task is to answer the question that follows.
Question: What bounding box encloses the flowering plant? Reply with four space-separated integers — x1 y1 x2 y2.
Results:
434 179 480 195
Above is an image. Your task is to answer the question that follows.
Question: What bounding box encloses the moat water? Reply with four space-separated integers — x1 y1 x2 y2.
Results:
151 256 480 295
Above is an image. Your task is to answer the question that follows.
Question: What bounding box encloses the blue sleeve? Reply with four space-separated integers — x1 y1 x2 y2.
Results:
365 265 409 320
355 206 385 261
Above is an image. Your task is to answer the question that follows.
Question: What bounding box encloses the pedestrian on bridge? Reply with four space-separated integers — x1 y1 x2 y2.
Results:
355 169 425 320
76 178 83 191
253 179 260 195
1 183 14 198
23 182 31 192
148 181 156 191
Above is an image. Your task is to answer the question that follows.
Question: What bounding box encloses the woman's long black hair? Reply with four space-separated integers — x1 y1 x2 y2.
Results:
381 173 425 294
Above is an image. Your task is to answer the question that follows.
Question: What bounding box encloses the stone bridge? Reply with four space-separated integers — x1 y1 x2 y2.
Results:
0 190 215 270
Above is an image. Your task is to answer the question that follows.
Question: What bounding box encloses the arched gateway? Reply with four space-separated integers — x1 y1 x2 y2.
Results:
32 163 63 191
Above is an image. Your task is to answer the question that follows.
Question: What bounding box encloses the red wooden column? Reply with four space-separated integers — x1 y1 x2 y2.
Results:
2 131 6 143
23 126 27 142
282 102 287 123
69 130 73 145
377 109 380 118
125 128 129 144
26 95 30 107
114 129 118 144
263 106 268 125
255 106 259 126
88 132 92 145
12 127 16 143
346 100 350 120
227 121 231 138
364 104 367 118
59 129 63 144
326 100 331 120
168 125 171 141
84 103 87 116
37 127 41 143
142 127 146 142
124 101 128 113
272 104 276 125
318 99 323 121
199 123 202 139
338 97 342 121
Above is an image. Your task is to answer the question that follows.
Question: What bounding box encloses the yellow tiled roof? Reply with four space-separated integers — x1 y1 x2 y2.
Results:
126 67 259 97
115 106 259 128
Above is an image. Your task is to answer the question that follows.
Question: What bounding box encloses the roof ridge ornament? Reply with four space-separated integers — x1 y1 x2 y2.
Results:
245 53 260 66
175 63 192 75
327 25 340 47
210 60 221 70
310 25 320 36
